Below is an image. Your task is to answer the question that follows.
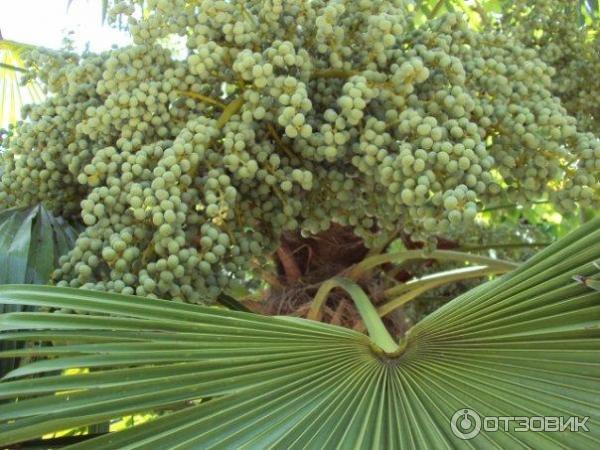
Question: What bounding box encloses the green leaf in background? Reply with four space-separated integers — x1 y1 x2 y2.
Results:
0 39 45 129
0 204 80 376
0 218 598 448
0 205 79 285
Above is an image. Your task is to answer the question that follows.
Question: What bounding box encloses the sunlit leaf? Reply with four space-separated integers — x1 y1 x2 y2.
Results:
0 39 45 129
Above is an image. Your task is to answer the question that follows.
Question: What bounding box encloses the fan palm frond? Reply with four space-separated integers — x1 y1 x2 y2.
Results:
0 218 599 448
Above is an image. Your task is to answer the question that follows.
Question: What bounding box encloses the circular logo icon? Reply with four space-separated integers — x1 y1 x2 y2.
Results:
451 408 482 440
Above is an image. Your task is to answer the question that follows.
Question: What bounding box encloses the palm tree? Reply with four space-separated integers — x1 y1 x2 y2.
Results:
0 217 598 448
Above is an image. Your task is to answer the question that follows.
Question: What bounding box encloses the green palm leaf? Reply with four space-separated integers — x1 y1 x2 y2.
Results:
0 39 45 129
0 205 80 285
0 218 599 448
0 205 80 376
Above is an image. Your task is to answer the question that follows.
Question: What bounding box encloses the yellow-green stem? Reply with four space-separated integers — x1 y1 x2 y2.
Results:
378 265 510 318
383 265 508 299
307 277 400 354
217 96 244 128
348 249 518 280
457 242 550 251
176 90 226 109
428 0 445 19
310 69 359 80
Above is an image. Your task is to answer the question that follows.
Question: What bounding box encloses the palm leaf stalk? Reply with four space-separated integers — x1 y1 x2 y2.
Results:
0 218 599 448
